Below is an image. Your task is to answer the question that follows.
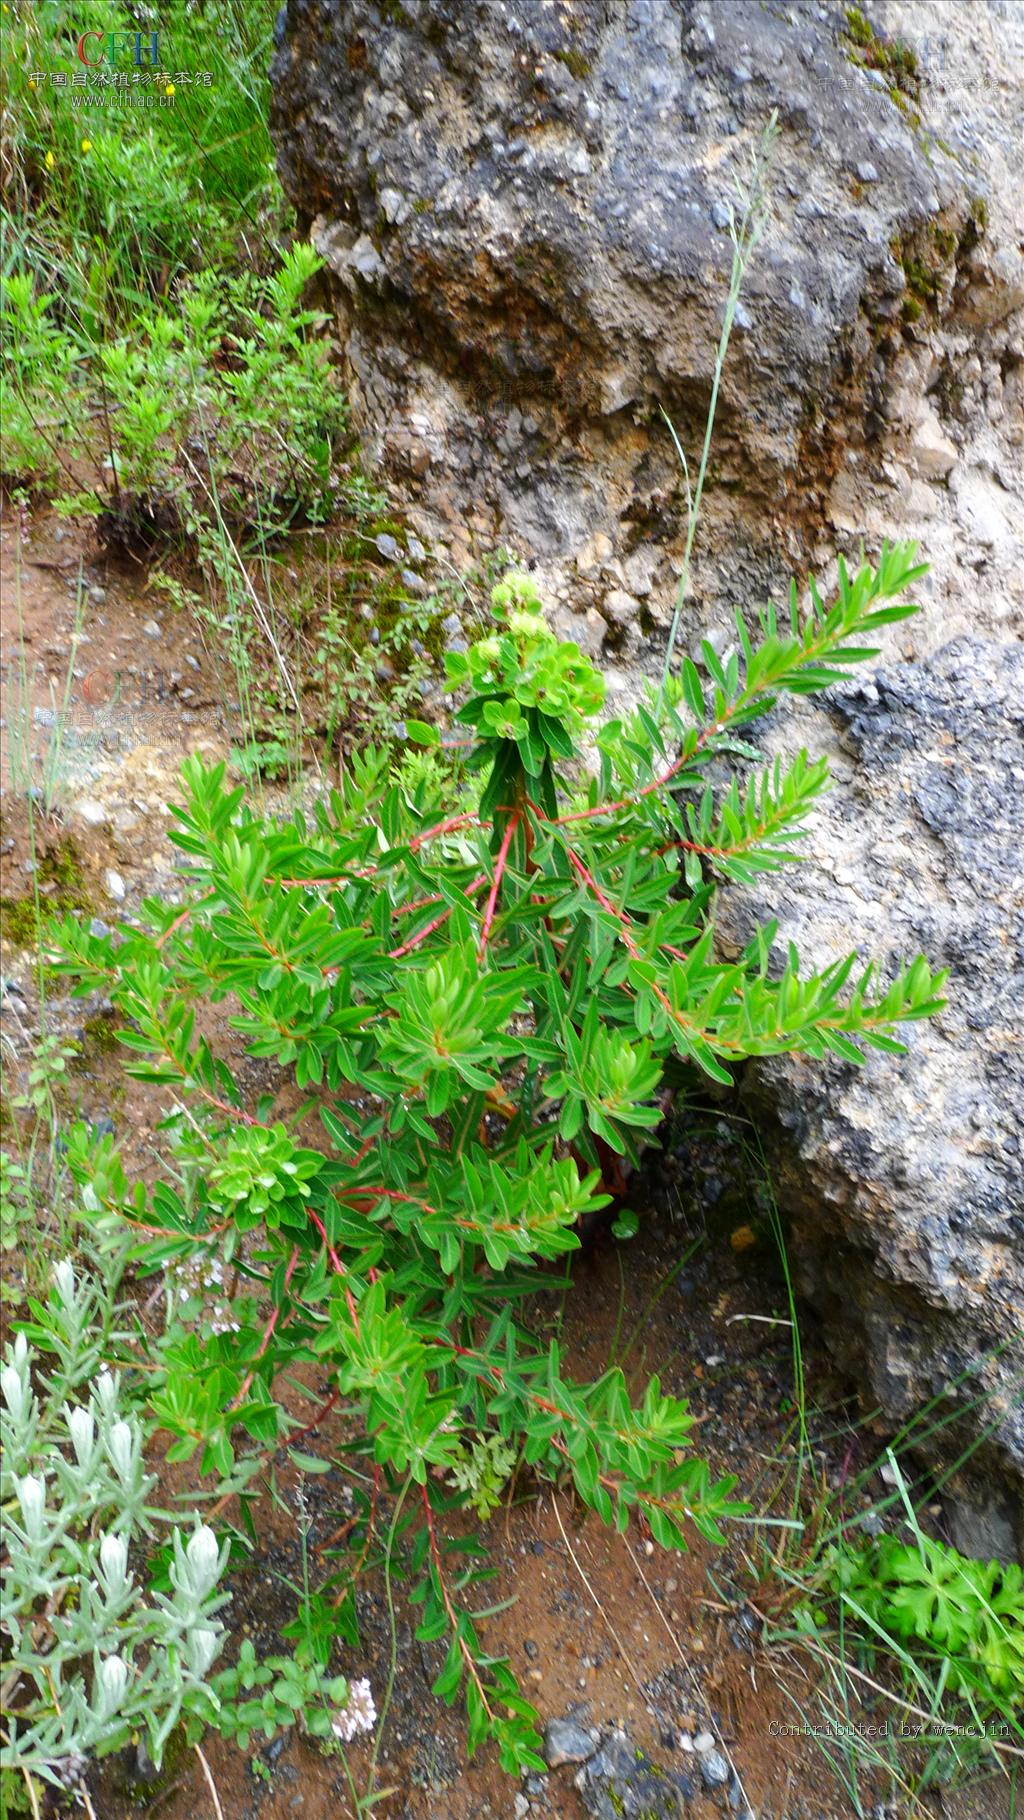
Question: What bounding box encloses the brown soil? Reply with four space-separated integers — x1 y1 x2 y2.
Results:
1 502 1016 1820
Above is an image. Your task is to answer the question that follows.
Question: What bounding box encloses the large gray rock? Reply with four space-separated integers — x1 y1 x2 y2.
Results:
270 0 973 567
732 637 1024 1559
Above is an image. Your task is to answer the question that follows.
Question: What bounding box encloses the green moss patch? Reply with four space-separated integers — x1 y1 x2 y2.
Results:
843 7 921 97
1 838 92 950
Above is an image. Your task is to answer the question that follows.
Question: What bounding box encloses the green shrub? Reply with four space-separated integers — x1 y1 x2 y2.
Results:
0 272 83 483
3 245 346 547
52 549 945 1774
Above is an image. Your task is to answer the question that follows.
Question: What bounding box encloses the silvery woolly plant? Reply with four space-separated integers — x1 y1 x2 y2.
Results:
0 1261 230 1793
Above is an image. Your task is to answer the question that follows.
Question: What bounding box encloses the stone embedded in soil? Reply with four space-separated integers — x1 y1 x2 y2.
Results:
71 797 107 826
699 1748 731 1790
909 407 958 479
543 1717 600 1767
104 870 126 902
576 1728 685 1819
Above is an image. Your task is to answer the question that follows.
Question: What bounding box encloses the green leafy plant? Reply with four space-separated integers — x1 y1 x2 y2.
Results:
829 1533 1024 1706
51 244 346 549
198 1638 373 1753
2 0 283 334
448 1433 519 1521
51 546 945 1775
0 1153 34 1255
0 274 83 483
764 1427 1024 1802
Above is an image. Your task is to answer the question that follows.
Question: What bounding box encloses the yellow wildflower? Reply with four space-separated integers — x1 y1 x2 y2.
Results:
45 149 55 170
165 82 175 96
81 138 92 153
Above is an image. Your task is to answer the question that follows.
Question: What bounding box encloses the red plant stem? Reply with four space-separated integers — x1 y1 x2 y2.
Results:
153 1035 267 1129
392 869 487 928
477 811 520 960
551 699 741 830
274 813 487 887
409 812 485 852
428 1335 580 1429
346 1460 382 1585
392 891 445 919
564 847 642 958
306 1205 360 1331
287 1385 341 1443
230 1245 301 1408
338 1185 436 1212
550 752 692 827
156 905 194 949
387 870 487 961
560 841 748 1059
420 1482 496 1718
336 1183 557 1245
388 905 455 960
340 1132 377 1170
273 868 376 887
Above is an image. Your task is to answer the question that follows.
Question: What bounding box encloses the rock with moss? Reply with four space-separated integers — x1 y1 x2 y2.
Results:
575 1729 687 1820
270 0 975 574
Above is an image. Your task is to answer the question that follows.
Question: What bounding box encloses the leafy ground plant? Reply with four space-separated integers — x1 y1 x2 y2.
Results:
778 1451 1024 1800
2 0 282 330
2 244 346 551
51 551 946 1775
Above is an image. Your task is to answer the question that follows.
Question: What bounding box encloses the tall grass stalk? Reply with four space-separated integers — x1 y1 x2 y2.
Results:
657 113 779 709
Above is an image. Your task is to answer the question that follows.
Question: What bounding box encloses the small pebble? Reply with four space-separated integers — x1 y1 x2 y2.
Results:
72 798 107 826
142 619 161 637
543 1718 599 1767
104 870 126 902
700 1749 730 1790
